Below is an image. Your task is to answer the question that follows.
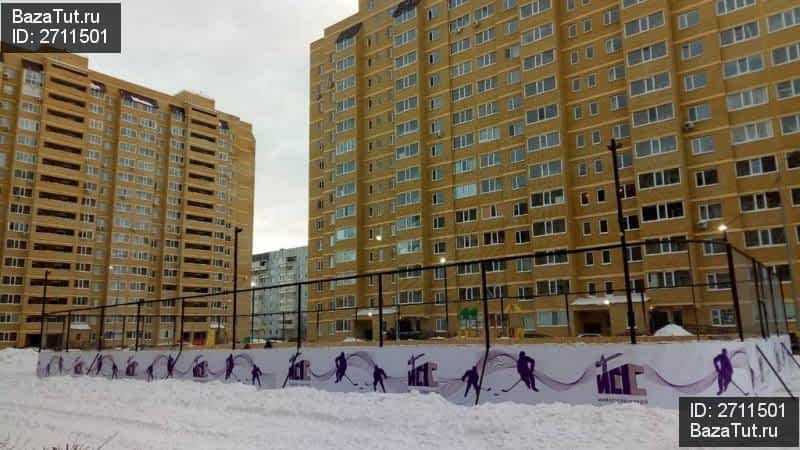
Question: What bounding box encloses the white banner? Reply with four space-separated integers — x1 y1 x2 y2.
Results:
37 336 795 409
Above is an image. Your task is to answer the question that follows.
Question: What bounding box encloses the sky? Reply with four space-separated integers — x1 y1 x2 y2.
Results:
80 0 358 254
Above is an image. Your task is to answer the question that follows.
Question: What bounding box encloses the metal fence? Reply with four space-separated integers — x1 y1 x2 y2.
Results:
39 238 790 353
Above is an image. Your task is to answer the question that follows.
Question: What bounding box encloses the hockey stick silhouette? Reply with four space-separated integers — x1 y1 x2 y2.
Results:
501 379 522 393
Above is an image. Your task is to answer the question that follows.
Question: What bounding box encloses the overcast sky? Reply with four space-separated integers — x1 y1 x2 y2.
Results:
83 0 358 254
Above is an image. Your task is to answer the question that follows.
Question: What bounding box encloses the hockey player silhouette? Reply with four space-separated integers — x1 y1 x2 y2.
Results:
334 352 347 383
251 364 262 388
517 351 538 392
373 365 387 392
713 348 733 395
111 362 119 380
461 366 480 398
225 354 235 380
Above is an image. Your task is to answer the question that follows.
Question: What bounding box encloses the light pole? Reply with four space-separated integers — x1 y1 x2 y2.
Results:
608 138 637 344
719 224 744 341
38 270 50 352
232 226 243 350
440 257 449 337
250 281 257 343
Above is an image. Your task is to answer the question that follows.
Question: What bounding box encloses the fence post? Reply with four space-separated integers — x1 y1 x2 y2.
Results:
97 306 105 352
766 267 780 337
121 315 126 349
179 299 186 353
752 259 767 339
282 311 286 342
773 267 790 336
65 312 71 352
563 291 571 337
61 313 68 351
378 274 384 347
640 288 648 334
316 307 320 342
724 239 745 342
172 308 177 349
135 300 142 351
38 270 50 352
296 283 302 352
475 261 491 406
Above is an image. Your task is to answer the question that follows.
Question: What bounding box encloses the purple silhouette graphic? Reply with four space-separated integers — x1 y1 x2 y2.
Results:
283 352 310 387
146 363 154 382
72 357 85 376
713 348 733 395
225 354 235 380
595 353 646 396
334 352 348 384
516 351 538 392
251 364 263 387
408 354 437 388
192 357 209 378
166 354 176 379
461 366 480 398
372 365 387 392
95 354 104 375
111 362 119 380
125 357 138 377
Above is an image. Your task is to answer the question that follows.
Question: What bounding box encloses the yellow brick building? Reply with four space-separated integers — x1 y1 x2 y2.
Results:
308 0 800 341
0 52 255 349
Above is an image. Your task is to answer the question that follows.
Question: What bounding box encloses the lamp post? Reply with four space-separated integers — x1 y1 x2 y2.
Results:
232 226 243 350
440 257 449 337
608 139 637 344
38 270 50 352
719 224 744 341
250 281 257 343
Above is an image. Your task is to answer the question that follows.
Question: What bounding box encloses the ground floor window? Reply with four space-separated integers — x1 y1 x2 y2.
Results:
710 308 736 326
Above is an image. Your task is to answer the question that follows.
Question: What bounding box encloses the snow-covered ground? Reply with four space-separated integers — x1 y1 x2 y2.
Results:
0 348 796 450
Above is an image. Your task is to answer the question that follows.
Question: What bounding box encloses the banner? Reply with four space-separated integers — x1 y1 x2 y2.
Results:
36 336 795 409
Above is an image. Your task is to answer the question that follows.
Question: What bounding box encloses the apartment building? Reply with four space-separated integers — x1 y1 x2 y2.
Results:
251 247 309 341
308 0 800 341
0 52 255 349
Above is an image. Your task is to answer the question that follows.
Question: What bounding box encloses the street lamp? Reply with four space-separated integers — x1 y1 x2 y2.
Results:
608 138 637 344
440 257 449 337
232 226 243 350
250 281 257 343
718 224 729 241
376 235 383 242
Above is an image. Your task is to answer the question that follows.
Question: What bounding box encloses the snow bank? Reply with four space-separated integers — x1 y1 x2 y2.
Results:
654 324 694 337
0 348 684 450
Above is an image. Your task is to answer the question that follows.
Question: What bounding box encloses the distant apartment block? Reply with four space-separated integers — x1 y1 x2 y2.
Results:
251 247 308 340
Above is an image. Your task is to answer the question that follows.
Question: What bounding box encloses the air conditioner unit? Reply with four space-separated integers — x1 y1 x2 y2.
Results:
683 121 695 132
696 220 708 230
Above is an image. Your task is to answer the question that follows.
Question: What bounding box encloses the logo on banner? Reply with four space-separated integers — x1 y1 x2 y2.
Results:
288 358 310 384
595 353 647 404
407 353 437 389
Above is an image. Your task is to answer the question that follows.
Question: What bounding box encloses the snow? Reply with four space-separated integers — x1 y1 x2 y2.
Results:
0 348 797 450
571 294 649 306
654 324 694 337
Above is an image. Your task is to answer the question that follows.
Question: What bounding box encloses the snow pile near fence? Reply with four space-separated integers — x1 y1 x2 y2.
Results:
0 348 684 450
654 324 693 337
